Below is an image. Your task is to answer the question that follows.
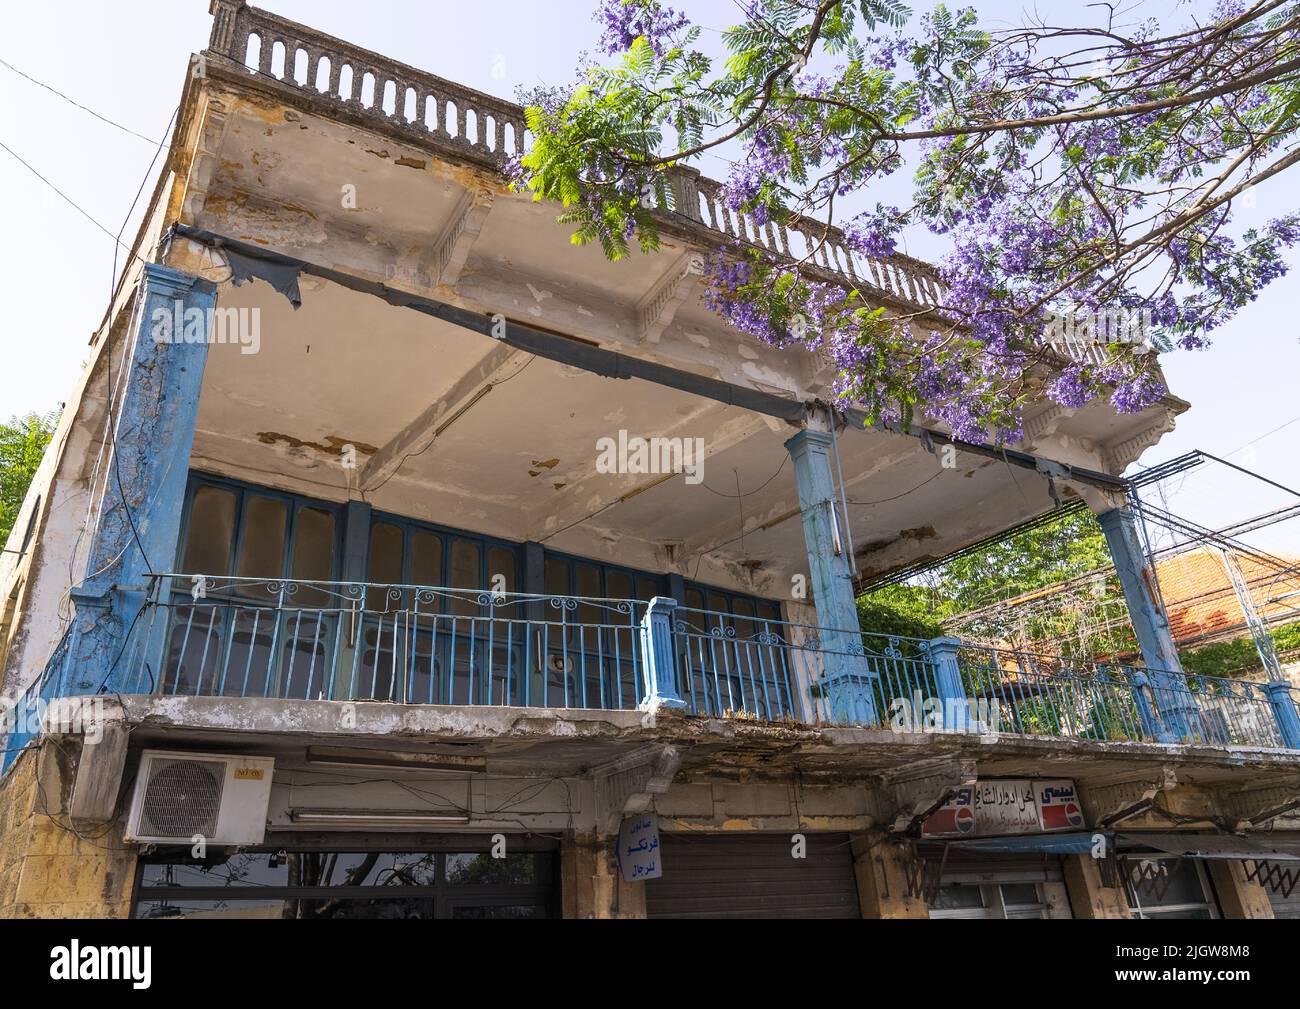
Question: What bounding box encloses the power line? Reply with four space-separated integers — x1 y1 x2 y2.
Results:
0 55 160 144
0 138 141 259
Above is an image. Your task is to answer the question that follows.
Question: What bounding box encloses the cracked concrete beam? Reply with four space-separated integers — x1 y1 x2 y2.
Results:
360 341 532 491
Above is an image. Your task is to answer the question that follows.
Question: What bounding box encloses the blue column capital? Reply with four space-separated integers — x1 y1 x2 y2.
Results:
141 261 216 298
783 426 834 458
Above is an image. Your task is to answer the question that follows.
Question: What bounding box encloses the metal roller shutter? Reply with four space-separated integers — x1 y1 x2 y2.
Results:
645 833 860 918
1268 887 1300 918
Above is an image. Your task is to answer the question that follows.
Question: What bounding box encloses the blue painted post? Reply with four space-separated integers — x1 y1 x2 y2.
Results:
523 541 545 707
785 425 878 725
69 264 216 696
1125 669 1165 741
639 596 686 712
1097 507 1196 742
928 637 971 732
341 501 372 583
1264 682 1300 749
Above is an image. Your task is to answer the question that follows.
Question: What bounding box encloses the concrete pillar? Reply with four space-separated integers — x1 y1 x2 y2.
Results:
523 541 545 707
928 637 970 730
1096 507 1196 741
1063 855 1131 918
341 500 372 583
1264 682 1300 749
1207 860 1275 919
639 597 686 712
67 264 216 697
785 419 877 724
560 833 646 919
850 834 928 918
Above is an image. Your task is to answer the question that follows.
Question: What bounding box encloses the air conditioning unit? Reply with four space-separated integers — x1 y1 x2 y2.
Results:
125 750 275 845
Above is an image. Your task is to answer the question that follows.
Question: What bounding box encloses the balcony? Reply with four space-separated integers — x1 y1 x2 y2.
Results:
7 575 1294 775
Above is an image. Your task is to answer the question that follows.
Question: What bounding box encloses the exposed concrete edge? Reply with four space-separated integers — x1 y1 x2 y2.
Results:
821 726 1300 769
106 695 1300 772
117 695 657 742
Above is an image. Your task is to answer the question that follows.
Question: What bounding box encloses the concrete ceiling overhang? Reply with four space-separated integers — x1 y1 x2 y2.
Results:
166 67 1185 595
193 272 1062 596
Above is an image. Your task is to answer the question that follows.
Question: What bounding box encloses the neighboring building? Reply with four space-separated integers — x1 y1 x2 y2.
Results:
1 1 1299 920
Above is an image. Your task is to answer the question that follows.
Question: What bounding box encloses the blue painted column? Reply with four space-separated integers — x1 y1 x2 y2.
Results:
1097 506 1196 741
639 597 686 712
785 424 878 725
523 541 545 707
69 264 216 695
928 637 971 731
1264 682 1300 749
341 501 372 583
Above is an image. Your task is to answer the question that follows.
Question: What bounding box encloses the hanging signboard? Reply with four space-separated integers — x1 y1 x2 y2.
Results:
617 812 663 882
921 779 1084 838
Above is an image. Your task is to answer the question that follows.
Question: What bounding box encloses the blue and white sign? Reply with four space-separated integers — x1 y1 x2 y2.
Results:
617 813 663 882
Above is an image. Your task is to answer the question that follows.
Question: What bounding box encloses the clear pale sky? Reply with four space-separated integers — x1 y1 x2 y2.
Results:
1 0 1296 554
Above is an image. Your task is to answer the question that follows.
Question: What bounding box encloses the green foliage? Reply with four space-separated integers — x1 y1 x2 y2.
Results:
856 586 945 641
1179 621 1300 678
0 411 58 547
855 508 1123 658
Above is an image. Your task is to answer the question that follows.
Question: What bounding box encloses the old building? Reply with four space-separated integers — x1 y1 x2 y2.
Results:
1 1 1298 920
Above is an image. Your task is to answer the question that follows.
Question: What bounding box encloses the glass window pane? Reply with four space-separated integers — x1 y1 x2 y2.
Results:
1000 883 1041 907
291 507 335 582
545 557 569 597
236 496 288 581
448 539 480 617
607 571 632 603
181 486 237 575
445 852 547 885
930 884 985 910
575 564 601 626
411 531 443 587
708 593 731 630
636 576 661 602
368 523 404 584
487 547 517 594
732 597 756 639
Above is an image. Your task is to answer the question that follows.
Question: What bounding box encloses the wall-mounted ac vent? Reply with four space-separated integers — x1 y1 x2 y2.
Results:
125 750 274 845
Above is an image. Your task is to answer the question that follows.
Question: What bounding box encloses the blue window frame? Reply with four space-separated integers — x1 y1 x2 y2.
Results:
540 552 666 709
164 472 788 711
359 512 522 705
164 475 344 699
678 583 787 717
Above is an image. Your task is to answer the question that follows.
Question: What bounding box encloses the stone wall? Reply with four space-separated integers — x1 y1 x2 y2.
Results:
0 743 135 918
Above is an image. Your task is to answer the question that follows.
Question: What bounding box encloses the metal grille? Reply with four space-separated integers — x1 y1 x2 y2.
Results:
645 834 859 918
140 759 225 838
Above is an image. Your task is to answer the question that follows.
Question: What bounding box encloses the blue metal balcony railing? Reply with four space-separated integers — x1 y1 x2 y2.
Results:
957 644 1286 748
3 574 1299 776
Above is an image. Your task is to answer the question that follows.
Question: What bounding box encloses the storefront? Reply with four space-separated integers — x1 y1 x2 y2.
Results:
918 778 1084 919
645 833 861 918
924 845 1073 919
1117 832 1300 919
132 839 557 919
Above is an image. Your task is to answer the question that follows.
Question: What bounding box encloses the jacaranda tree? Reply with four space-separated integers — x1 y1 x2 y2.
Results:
513 0 1300 442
